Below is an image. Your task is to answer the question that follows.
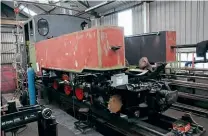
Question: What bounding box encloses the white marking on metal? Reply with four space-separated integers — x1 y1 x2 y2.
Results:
75 61 78 67
36 63 40 72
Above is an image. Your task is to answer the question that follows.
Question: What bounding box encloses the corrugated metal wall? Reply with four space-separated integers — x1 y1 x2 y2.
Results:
99 8 144 34
149 1 208 45
1 26 18 93
132 5 143 34
100 13 118 25
1 27 17 64
99 1 141 26
99 1 208 45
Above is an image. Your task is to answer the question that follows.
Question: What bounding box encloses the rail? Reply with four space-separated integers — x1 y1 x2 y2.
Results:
165 67 208 72
166 79 208 90
171 103 208 118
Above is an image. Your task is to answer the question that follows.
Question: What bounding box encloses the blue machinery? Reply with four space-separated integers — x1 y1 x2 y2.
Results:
27 67 36 105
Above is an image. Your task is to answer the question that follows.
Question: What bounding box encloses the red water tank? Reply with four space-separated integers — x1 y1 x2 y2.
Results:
35 26 125 72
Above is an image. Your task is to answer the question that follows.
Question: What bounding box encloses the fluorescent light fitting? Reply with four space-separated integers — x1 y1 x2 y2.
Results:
19 5 37 16
85 1 108 12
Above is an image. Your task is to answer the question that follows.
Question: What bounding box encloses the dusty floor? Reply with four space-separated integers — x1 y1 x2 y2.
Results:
2 93 207 136
2 93 102 136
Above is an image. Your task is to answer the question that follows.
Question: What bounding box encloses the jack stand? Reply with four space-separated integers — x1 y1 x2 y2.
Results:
74 107 92 134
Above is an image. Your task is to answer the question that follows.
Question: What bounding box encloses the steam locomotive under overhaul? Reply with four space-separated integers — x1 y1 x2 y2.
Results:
35 26 178 118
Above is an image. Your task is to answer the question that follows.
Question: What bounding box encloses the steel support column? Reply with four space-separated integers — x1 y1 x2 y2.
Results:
143 2 150 33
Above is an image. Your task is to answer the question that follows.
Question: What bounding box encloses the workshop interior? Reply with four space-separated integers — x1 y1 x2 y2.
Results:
1 1 208 136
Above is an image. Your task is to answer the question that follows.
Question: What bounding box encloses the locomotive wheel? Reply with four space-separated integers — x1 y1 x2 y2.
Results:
75 88 84 100
62 74 69 81
52 79 59 90
64 85 72 95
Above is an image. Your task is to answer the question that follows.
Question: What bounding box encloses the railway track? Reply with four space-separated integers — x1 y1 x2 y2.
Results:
173 91 208 117
36 81 208 117
178 92 208 103
171 102 208 118
168 79 208 91
48 89 205 136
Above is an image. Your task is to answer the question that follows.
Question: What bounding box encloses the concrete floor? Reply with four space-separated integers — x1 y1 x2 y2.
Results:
2 93 207 136
2 93 102 136
5 122 82 136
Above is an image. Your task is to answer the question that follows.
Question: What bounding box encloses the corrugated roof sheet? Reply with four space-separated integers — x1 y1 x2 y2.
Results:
2 1 142 19
94 1 136 13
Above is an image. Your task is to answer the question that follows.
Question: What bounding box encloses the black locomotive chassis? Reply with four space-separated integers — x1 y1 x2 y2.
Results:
46 88 205 136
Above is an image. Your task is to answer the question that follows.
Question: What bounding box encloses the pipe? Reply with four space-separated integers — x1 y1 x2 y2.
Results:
27 66 36 105
85 1 111 12
171 44 196 49
75 1 115 16
1 109 40 130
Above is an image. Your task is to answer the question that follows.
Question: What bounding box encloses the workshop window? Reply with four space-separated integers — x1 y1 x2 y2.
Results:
180 53 208 68
180 53 188 61
118 9 132 36
187 53 194 61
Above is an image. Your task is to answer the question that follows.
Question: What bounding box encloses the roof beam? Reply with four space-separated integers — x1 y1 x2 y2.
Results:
34 4 57 14
78 1 100 17
1 2 28 18
17 1 87 14
86 1 90 7
35 4 49 13
48 7 57 13
1 9 9 17
78 1 89 8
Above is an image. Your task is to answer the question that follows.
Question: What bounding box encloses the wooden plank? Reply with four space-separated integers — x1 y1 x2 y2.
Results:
0 19 24 25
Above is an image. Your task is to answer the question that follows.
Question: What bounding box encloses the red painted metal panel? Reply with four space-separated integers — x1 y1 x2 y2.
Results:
99 27 125 68
1 65 16 93
35 26 125 72
166 31 176 62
